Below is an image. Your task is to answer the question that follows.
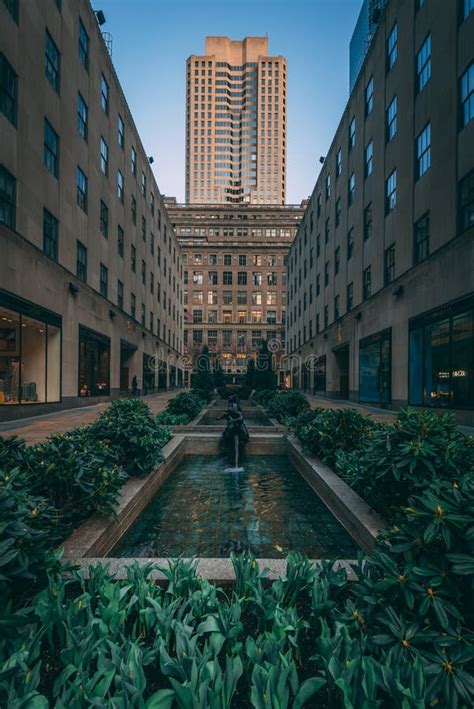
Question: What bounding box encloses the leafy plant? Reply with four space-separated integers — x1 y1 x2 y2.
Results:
155 411 191 426
166 390 206 420
89 398 171 477
265 391 310 423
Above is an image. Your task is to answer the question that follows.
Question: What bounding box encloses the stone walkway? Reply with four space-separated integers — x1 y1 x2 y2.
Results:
0 391 178 445
303 394 396 424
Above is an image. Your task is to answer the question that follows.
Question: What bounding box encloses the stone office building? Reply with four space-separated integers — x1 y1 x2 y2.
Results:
287 0 474 425
164 200 305 385
0 0 184 421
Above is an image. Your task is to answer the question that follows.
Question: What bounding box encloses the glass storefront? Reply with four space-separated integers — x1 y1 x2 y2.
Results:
0 291 61 405
359 329 391 405
143 353 156 393
312 355 326 393
78 325 110 397
409 297 474 409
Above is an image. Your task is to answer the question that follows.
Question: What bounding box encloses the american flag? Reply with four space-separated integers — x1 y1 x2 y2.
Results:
183 308 194 322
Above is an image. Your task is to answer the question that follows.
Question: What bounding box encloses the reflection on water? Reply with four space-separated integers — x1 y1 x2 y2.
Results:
112 455 357 559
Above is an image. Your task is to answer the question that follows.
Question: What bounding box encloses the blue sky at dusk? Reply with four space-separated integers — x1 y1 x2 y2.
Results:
98 0 361 204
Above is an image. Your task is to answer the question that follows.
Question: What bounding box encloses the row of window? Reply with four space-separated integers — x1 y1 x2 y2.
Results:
185 292 281 305
184 271 281 286
190 310 281 325
182 253 282 266
185 329 279 349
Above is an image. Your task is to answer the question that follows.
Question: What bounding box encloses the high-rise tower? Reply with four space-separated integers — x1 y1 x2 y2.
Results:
186 36 287 205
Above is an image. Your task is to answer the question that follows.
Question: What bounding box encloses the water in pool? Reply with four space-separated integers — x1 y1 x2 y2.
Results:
112 455 357 558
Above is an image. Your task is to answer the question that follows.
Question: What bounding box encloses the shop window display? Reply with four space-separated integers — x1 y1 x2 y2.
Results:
0 303 61 405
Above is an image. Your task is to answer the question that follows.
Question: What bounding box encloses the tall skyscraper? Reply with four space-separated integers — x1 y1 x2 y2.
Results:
349 0 387 92
186 36 287 205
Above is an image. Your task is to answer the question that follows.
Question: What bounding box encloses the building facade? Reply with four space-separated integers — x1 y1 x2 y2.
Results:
164 200 305 384
287 0 474 425
186 36 287 206
0 0 184 421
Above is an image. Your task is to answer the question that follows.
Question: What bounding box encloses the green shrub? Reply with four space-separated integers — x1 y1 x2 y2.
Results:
167 390 205 419
337 408 474 515
89 398 171 477
0 481 54 597
265 390 310 423
293 407 376 467
192 387 214 404
155 411 190 426
252 388 279 407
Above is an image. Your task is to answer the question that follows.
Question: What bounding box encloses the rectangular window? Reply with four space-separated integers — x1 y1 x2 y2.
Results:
237 271 247 285
336 148 342 177
364 203 372 241
325 218 330 243
325 173 331 200
43 208 58 261
416 123 431 179
76 240 87 282
0 165 16 229
100 263 109 298
0 52 17 126
45 30 60 93
101 74 109 114
117 225 124 257
100 200 108 238
360 329 392 405
130 293 136 319
386 170 397 213
118 114 124 148
417 34 431 93
77 92 88 140
348 172 355 205
223 271 233 285
131 195 136 224
324 261 329 287
141 216 146 242
76 166 87 213
238 254 246 266
44 119 59 178
117 170 124 202
316 274 320 296
335 246 340 275
193 309 203 324
117 280 124 309
460 63 474 129
335 198 341 227
409 299 474 409
365 140 373 178
347 228 354 259
334 295 340 320
141 171 146 197
387 23 398 71
131 244 136 272
3 0 18 21
414 212 430 264
386 96 397 142
100 137 109 176
458 170 474 232
384 243 395 285
347 282 353 311
78 19 89 70
131 146 137 176
462 0 474 21
365 76 374 116
141 259 146 285
348 117 356 150
363 266 372 300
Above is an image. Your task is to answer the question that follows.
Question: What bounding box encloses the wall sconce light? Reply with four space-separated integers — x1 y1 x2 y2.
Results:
319 156 325 164
68 282 79 296
392 284 404 297
109 309 116 320
355 312 362 321
148 156 154 164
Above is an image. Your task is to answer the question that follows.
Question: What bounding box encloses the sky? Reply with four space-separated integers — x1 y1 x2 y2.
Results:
98 0 362 204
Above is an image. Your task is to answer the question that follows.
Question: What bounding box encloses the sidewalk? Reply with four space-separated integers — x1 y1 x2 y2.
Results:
0 391 178 446
303 394 474 435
